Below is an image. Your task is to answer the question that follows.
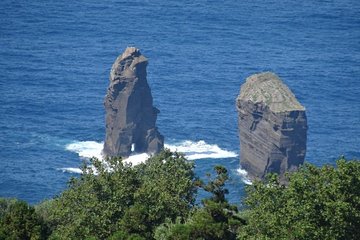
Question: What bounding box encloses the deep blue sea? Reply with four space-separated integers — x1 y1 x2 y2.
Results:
1 0 359 205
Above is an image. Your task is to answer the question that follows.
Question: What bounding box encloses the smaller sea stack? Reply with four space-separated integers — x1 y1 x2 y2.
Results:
103 47 164 157
236 72 307 181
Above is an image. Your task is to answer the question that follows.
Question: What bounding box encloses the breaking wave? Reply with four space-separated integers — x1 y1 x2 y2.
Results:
63 140 238 174
66 139 237 161
65 141 103 159
65 141 150 165
58 167 83 174
236 167 252 185
165 140 237 160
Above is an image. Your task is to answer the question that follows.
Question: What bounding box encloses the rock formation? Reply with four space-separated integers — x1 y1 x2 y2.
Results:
103 47 164 157
236 72 307 181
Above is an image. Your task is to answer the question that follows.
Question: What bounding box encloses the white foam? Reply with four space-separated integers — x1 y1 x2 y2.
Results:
236 167 252 185
58 167 83 174
65 141 150 167
66 141 103 159
124 153 150 165
165 140 237 160
64 140 237 174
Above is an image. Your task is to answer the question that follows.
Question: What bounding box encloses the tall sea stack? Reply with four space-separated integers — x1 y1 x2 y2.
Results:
236 72 307 181
103 47 164 157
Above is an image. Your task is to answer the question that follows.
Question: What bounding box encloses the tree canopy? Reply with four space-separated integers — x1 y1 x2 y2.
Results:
0 198 48 240
239 158 360 240
0 152 359 240
43 150 196 239
154 165 245 240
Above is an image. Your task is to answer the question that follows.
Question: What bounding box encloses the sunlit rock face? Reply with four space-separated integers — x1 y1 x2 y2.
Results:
236 72 307 181
103 47 164 157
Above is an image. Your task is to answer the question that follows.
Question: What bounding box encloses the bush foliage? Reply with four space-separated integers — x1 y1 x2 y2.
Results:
239 158 360 240
45 149 196 239
0 152 359 240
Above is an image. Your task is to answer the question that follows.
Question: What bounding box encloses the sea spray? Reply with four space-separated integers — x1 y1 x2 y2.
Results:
164 140 237 160
58 167 83 174
65 141 103 159
236 167 252 185
66 140 237 162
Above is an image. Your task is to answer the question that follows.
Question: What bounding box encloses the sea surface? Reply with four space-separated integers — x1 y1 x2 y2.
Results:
0 0 359 205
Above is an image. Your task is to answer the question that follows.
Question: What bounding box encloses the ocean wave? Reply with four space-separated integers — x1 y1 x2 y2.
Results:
236 167 252 185
65 141 149 165
63 140 238 174
58 167 83 174
65 141 103 159
125 153 150 165
165 140 237 160
66 139 237 161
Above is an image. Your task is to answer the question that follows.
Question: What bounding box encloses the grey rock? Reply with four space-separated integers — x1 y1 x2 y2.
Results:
236 72 307 181
103 47 164 157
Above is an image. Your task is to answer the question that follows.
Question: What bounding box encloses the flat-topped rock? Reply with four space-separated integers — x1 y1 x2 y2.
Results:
103 47 164 157
239 72 305 113
237 72 307 181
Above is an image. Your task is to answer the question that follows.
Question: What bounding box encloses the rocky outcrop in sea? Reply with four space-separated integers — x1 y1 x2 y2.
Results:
103 47 164 157
236 72 307 181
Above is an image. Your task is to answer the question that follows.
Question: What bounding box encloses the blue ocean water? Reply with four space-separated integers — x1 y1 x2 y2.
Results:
0 0 359 205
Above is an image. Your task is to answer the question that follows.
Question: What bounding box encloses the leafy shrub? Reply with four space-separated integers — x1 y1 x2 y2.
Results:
0 198 48 240
44 149 196 239
238 158 360 240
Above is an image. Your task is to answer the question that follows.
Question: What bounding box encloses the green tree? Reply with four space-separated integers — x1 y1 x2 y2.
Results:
46 156 139 239
154 166 245 240
116 150 196 239
0 199 48 240
238 158 360 240
44 149 196 239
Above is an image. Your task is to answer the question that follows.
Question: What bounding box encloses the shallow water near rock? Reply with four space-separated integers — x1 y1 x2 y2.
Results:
0 0 359 204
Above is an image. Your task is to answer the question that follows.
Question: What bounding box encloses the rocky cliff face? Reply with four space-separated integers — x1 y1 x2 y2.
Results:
236 72 307 181
103 47 164 157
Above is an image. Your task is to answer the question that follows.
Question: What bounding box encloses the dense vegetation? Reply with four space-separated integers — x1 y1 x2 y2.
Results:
239 158 360 240
0 151 359 239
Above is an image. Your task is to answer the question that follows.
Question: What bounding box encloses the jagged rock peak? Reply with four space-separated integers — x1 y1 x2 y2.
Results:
103 47 164 157
123 46 140 57
110 47 147 80
239 72 305 113
237 72 307 182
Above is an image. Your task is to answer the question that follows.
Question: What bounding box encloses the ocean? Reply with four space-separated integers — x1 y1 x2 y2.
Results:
0 0 359 205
